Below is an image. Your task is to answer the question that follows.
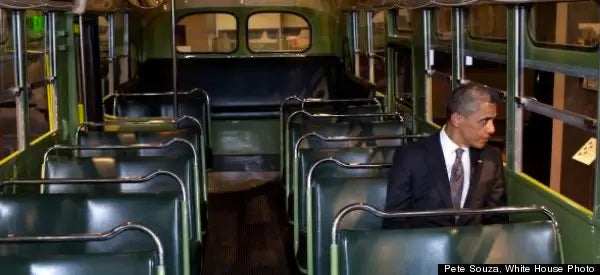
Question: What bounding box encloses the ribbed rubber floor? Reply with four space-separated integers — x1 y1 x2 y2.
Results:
201 182 294 275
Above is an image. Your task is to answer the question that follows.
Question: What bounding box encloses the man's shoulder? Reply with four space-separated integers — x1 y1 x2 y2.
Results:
479 145 503 163
394 133 436 157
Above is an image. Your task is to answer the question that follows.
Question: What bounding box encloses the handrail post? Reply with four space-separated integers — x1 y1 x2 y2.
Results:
506 5 524 172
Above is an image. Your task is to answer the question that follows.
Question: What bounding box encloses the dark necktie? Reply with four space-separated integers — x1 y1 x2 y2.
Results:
450 148 464 208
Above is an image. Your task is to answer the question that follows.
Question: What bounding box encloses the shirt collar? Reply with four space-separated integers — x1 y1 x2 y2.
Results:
440 125 468 156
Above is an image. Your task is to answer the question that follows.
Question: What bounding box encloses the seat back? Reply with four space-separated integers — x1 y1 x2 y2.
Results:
0 193 185 275
294 148 395 258
43 155 201 243
77 128 201 157
0 249 156 275
336 221 562 275
309 177 388 275
285 119 403 200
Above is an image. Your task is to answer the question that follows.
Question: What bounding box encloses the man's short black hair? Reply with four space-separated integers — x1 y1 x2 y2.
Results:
446 83 500 118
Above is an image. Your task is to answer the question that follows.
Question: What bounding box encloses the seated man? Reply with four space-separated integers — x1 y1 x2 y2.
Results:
383 83 506 228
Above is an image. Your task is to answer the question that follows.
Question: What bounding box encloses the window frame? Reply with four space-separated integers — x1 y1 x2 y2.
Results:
175 11 240 54
246 10 312 54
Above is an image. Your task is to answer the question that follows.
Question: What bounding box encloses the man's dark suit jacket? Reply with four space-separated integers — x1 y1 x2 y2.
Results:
382 130 507 228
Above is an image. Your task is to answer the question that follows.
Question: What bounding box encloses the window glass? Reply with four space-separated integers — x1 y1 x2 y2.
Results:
468 5 507 40
464 58 507 152
0 9 16 158
26 10 49 142
520 70 596 210
395 48 412 106
529 1 600 47
248 12 309 52
436 8 452 40
176 13 237 53
373 11 386 51
397 8 412 34
431 51 452 125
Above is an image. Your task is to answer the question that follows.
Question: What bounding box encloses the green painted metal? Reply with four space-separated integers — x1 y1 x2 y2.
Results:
330 244 339 275
56 14 80 145
506 169 596 263
0 134 56 182
211 119 280 155
411 11 427 133
140 7 341 60
385 46 395 113
467 39 506 56
385 11 394 112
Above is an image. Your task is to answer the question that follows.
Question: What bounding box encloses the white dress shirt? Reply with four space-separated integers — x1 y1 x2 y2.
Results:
439 125 470 208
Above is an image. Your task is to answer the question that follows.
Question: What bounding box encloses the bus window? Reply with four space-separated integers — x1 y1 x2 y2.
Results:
396 8 412 36
435 8 452 40
430 51 452 125
468 5 507 40
176 13 237 53
0 9 16 158
26 10 49 142
395 48 412 106
529 1 599 48
520 69 597 209
464 58 507 154
373 11 386 91
373 11 386 51
248 12 309 52
98 16 109 96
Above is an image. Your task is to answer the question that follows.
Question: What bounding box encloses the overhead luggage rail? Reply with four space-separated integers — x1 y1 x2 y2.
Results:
0 0 75 11
338 0 585 10
0 221 166 275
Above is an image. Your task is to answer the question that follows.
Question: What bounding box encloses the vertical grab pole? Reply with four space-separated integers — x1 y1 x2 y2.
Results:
352 11 360 78
46 12 59 131
108 12 115 95
506 5 524 172
78 15 87 123
451 7 464 90
12 10 29 150
366 10 375 84
123 12 130 81
171 0 178 118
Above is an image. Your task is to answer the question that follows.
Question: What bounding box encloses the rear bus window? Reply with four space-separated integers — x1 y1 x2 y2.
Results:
176 13 237 53
248 12 310 52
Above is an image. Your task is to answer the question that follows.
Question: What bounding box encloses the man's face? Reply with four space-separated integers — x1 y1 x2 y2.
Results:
455 101 497 149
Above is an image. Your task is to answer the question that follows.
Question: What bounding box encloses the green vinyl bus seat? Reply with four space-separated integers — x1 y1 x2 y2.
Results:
293 150 395 271
0 193 188 275
285 119 405 206
42 140 205 242
332 204 563 275
308 175 389 275
0 251 156 275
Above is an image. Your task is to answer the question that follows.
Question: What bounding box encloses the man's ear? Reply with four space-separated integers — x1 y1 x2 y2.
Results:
450 112 463 127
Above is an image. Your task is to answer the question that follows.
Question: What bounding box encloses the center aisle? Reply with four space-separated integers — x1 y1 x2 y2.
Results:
201 181 295 275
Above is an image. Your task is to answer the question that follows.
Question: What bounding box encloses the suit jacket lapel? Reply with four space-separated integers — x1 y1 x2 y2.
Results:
464 148 482 207
427 131 453 208
459 148 483 224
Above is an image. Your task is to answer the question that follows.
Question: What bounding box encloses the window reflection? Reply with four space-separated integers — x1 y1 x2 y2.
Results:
176 13 237 53
248 12 310 52
529 1 600 47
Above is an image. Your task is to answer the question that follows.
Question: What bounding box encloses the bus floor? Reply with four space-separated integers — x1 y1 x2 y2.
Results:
201 180 297 275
